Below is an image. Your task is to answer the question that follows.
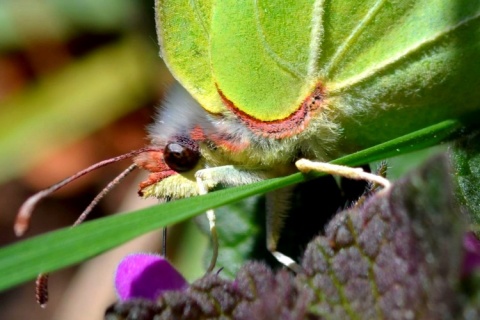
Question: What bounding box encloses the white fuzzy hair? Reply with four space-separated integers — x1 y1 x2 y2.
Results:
147 82 344 170
148 83 215 146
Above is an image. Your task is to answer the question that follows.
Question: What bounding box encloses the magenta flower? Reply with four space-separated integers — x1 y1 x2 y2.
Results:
115 253 188 301
462 232 480 277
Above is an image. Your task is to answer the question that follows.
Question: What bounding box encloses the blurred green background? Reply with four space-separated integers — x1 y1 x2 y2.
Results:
0 1 207 319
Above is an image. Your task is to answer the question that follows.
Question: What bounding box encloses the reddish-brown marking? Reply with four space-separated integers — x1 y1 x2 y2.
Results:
189 125 208 141
135 150 179 195
134 151 168 172
36 273 49 307
217 83 325 139
138 171 177 196
209 132 250 153
191 121 250 154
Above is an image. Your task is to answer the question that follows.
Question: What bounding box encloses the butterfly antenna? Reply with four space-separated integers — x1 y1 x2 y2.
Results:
72 164 137 227
14 147 157 237
35 273 49 308
35 163 138 307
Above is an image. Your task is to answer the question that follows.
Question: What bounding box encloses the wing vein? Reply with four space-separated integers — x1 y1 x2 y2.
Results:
324 0 389 79
253 0 304 79
190 0 209 37
330 11 480 94
307 0 325 78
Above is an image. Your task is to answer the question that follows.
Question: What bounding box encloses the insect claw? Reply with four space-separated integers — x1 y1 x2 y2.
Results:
271 251 304 274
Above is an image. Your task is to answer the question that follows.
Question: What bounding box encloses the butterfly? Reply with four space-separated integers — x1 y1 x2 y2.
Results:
15 0 480 306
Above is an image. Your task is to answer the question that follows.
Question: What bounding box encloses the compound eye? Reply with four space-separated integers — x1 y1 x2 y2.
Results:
163 142 200 172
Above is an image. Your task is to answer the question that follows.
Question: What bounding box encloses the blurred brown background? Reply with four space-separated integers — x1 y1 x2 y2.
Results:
0 1 208 319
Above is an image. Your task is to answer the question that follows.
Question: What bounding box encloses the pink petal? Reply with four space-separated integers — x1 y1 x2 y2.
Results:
115 253 188 301
462 232 480 277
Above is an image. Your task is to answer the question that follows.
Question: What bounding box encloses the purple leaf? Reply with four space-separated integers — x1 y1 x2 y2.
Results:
106 154 479 319
298 154 465 318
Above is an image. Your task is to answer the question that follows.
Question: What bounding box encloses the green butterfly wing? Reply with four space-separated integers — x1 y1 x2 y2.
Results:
210 0 318 120
156 0 223 114
156 0 480 142
156 0 318 120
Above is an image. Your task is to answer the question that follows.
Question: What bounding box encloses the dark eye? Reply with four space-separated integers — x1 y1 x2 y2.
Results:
163 142 200 172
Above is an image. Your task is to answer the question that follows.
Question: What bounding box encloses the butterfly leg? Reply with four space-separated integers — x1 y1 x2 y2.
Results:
266 187 304 274
195 166 266 272
264 159 392 274
195 176 218 273
295 159 391 189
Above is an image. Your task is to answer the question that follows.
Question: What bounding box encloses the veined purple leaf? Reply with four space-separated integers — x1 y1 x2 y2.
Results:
106 154 479 319
451 130 480 231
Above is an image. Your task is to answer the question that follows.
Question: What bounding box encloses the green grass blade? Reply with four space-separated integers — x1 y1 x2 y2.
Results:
0 117 470 292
